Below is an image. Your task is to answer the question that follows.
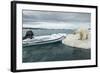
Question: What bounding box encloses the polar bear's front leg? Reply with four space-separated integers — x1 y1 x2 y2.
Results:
79 32 83 40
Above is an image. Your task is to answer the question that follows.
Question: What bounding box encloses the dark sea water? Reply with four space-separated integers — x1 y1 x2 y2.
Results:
22 29 91 63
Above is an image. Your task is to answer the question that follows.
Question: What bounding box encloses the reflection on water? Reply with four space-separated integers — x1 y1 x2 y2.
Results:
22 42 90 63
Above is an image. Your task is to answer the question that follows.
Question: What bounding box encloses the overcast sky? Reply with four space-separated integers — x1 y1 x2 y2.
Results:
22 10 91 29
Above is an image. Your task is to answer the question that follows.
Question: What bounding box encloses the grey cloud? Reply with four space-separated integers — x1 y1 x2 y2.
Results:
23 10 91 23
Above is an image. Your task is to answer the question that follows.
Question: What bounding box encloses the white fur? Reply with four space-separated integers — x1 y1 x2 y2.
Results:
75 27 89 40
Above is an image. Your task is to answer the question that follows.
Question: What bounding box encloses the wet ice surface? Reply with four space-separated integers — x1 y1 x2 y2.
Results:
22 42 90 63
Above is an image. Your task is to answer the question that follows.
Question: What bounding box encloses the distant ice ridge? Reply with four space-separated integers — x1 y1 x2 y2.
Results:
23 22 90 29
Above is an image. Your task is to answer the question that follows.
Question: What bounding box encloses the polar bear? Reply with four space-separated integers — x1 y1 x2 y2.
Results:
74 27 89 40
